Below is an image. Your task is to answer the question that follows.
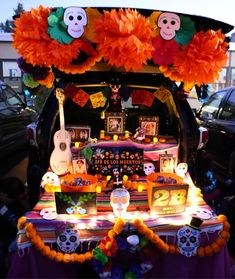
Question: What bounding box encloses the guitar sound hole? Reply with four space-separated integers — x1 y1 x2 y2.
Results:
60 142 66 151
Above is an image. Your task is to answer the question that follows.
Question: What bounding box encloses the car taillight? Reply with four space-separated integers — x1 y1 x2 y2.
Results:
198 126 208 149
27 127 34 140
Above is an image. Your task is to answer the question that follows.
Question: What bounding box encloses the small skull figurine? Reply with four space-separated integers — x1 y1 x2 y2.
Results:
177 225 200 257
57 227 80 253
157 12 181 40
41 171 60 188
63 7 87 38
175 163 188 178
110 188 130 217
40 207 57 220
144 161 155 176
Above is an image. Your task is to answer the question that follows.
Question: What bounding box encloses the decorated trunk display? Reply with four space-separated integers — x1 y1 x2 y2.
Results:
12 4 233 279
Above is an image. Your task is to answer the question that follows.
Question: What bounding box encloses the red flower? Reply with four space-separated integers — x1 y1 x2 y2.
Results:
100 236 118 257
152 36 179 66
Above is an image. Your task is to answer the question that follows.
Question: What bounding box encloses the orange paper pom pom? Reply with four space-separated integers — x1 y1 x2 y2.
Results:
172 29 228 85
13 6 86 68
93 9 154 71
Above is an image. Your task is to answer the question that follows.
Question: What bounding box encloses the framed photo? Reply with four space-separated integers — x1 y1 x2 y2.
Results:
72 157 87 174
159 154 176 173
139 116 159 136
105 112 125 134
66 125 91 142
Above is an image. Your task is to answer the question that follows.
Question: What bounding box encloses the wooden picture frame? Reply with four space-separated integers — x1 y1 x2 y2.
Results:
139 116 159 137
66 125 91 142
72 157 87 174
159 154 176 173
105 112 125 134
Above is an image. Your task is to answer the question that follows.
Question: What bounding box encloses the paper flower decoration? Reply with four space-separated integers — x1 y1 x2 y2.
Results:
37 71 55 88
173 29 228 85
148 11 161 37
83 8 102 41
47 7 73 44
23 73 39 88
93 8 154 71
175 16 196 46
13 6 87 68
152 36 179 66
160 29 228 86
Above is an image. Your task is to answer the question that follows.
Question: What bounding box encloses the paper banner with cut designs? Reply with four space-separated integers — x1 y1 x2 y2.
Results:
132 90 154 107
154 86 171 103
64 84 90 107
90 92 106 108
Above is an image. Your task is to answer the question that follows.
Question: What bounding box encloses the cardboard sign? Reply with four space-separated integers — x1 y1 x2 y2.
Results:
89 147 143 175
55 192 96 215
150 184 189 216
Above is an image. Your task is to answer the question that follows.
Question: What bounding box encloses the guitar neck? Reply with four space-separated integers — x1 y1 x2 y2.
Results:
58 102 65 131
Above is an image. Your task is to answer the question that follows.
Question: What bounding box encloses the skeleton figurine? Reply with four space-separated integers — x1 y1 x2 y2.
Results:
63 7 87 38
157 12 181 40
177 217 203 257
144 161 155 176
107 168 124 190
110 188 130 217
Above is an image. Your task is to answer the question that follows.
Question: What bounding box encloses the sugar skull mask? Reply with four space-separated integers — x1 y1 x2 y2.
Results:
157 12 180 40
175 163 188 178
110 188 130 217
40 207 57 220
177 225 200 257
63 7 87 38
57 227 80 253
41 171 60 188
144 162 155 176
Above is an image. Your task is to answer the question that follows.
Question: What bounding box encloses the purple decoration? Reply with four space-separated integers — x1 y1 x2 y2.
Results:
17 57 50 80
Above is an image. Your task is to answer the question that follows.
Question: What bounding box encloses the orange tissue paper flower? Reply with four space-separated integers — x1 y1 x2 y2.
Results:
12 6 87 68
172 29 228 85
93 8 154 71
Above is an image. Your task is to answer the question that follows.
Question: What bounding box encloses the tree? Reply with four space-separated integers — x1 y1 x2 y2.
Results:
2 2 25 33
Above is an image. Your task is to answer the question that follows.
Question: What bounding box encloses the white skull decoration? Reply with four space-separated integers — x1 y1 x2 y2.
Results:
63 7 87 38
177 225 200 257
110 188 130 217
175 163 188 178
192 208 212 220
144 162 155 176
57 227 80 253
157 12 181 40
40 207 58 220
41 172 60 188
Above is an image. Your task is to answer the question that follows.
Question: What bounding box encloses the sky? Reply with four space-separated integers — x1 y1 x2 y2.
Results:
0 0 235 32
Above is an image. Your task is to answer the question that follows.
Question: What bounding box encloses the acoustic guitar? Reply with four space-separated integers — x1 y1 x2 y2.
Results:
50 88 72 175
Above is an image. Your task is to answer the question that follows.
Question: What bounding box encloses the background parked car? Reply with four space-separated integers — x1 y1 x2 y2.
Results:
196 86 235 197
0 80 36 176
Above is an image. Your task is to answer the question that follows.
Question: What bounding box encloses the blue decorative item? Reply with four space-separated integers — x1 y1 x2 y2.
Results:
204 170 217 192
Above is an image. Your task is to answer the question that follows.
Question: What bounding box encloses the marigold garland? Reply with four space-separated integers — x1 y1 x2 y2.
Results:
17 214 230 263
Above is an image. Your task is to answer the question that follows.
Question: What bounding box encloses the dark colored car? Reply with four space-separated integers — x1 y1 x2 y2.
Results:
0 81 36 176
196 87 235 195
26 69 207 208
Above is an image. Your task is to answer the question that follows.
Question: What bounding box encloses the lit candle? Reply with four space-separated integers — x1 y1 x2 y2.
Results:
106 175 111 181
75 142 80 148
153 137 158 143
96 186 102 193
113 134 118 141
123 175 128 182
100 130 105 139
138 184 144 192
125 130 130 138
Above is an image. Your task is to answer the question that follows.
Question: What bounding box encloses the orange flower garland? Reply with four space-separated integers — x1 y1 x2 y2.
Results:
17 214 230 263
12 6 89 69
160 30 228 87
56 40 102 74
93 8 154 71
